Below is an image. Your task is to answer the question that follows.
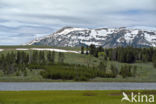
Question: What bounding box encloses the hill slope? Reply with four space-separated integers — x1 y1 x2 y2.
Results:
27 26 156 48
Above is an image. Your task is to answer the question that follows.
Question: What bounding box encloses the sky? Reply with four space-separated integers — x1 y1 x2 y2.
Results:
0 0 156 45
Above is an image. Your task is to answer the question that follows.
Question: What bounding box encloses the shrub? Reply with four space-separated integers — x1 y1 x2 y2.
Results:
120 65 133 78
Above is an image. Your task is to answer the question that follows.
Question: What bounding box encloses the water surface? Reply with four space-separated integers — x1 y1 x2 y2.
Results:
0 82 156 91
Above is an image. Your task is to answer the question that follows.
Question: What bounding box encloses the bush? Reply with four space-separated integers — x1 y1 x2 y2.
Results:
16 71 21 76
28 64 44 69
40 64 116 81
120 65 133 78
23 70 27 77
110 64 118 77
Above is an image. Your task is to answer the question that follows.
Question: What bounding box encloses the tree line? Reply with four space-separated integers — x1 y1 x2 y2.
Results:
0 50 138 80
81 45 156 64
0 51 64 75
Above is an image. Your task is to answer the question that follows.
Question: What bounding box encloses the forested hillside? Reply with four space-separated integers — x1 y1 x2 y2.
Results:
0 45 156 82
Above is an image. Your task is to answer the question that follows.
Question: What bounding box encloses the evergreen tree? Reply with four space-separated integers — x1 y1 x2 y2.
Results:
39 51 45 64
32 51 39 64
89 44 96 56
98 52 107 73
152 52 156 68
51 51 55 64
58 52 65 64
97 46 104 52
47 51 55 64
86 46 89 55
81 46 84 54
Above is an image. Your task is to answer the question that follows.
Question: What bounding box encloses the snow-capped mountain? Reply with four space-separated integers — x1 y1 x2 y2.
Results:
27 26 156 48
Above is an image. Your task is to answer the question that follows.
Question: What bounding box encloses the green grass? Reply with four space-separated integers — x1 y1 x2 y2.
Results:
64 53 99 66
92 62 156 82
0 90 155 104
0 69 44 82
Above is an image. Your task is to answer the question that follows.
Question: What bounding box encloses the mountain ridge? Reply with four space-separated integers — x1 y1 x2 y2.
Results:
27 26 156 48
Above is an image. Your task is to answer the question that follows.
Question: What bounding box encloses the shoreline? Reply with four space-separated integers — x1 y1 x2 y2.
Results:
0 80 156 83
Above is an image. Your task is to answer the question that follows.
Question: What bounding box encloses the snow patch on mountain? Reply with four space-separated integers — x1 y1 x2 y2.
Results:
0 48 80 54
131 30 139 34
16 48 29 51
31 48 80 53
57 27 87 35
0 49 4 52
27 26 156 48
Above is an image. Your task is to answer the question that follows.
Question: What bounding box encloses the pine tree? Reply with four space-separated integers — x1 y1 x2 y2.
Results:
81 46 84 54
51 51 55 64
89 44 96 56
58 52 65 64
98 52 107 73
86 46 89 55
97 46 104 52
152 52 156 68
39 51 45 64
47 51 55 64
32 51 39 64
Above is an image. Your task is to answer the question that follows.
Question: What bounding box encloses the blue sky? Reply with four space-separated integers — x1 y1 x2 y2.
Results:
0 0 156 45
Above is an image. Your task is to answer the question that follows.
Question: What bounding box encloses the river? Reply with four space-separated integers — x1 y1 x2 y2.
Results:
0 82 156 91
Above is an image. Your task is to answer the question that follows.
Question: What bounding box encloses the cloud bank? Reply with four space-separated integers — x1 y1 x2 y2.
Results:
0 0 156 45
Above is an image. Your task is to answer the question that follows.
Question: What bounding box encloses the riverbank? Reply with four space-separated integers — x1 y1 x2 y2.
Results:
0 79 156 83
0 90 155 104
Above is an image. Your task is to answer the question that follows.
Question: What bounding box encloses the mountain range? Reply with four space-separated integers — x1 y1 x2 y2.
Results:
27 26 156 48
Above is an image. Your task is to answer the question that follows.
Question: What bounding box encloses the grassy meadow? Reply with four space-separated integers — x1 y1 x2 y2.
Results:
0 90 155 104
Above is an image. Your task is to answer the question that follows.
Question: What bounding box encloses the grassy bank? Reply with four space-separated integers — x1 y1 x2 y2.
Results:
0 90 155 104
